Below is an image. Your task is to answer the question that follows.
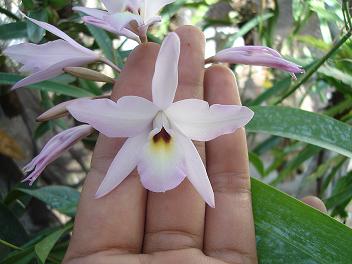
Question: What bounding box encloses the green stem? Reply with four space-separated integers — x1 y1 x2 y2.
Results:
0 239 22 250
274 29 352 104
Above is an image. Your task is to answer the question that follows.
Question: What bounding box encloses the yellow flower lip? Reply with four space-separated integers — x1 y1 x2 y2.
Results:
152 127 171 144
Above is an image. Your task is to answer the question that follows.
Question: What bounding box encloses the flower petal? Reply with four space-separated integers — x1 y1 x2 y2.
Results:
177 132 215 207
67 96 159 138
216 45 282 58
166 99 254 141
82 16 140 42
142 0 175 22
137 127 186 192
95 132 148 198
102 0 127 13
73 6 108 19
213 46 304 74
21 12 94 55
12 57 95 90
4 40 97 74
152 32 180 109
106 12 143 31
23 125 93 184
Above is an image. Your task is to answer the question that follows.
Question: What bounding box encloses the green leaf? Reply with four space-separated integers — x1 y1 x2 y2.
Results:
319 66 352 86
272 145 320 185
248 77 291 106
78 79 103 96
296 35 330 51
0 247 35 264
325 171 352 209
252 178 352 263
26 9 48 43
17 186 79 217
249 152 265 176
0 202 28 246
225 13 274 48
247 106 352 158
35 224 72 264
34 122 53 139
0 7 19 21
0 73 95 98
84 22 116 64
0 22 27 40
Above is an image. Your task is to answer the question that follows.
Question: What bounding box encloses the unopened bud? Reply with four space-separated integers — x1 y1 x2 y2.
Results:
64 67 116 83
37 95 110 122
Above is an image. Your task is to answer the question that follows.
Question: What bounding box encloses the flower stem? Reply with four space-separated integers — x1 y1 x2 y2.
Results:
100 57 121 73
140 34 148 44
274 28 352 104
0 239 22 250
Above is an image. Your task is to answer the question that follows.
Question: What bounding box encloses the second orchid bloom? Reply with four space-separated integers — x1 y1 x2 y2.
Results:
65 33 254 207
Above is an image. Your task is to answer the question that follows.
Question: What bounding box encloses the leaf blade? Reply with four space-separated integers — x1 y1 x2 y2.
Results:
247 106 352 158
252 178 352 263
0 72 95 98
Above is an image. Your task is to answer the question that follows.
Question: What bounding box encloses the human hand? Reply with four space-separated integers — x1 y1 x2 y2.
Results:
63 25 258 264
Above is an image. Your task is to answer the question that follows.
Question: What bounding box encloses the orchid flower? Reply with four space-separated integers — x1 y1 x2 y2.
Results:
73 0 175 43
206 46 304 79
23 125 94 185
64 33 254 207
3 14 120 90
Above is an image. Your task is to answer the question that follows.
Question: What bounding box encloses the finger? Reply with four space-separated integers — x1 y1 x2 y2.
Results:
143 26 206 253
64 43 160 260
203 65 257 263
302 196 327 213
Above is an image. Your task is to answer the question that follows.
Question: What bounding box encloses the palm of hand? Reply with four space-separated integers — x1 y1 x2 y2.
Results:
63 26 257 264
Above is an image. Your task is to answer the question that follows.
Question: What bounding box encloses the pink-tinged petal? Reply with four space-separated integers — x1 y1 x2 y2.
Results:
95 132 148 198
11 57 96 90
73 6 108 19
82 16 140 42
142 0 175 22
166 99 254 141
144 15 161 27
82 16 118 33
106 12 143 31
4 40 98 74
216 45 282 58
102 0 127 13
212 46 304 75
152 32 180 109
67 96 159 138
119 27 141 42
176 131 215 207
21 12 94 55
22 125 94 184
127 0 142 13
137 127 186 192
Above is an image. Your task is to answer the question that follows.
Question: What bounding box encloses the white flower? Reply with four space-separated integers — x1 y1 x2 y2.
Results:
74 0 175 42
4 13 119 90
66 33 254 207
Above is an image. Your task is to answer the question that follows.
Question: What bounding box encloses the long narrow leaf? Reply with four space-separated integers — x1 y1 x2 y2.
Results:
247 106 352 158
252 178 352 263
0 73 95 98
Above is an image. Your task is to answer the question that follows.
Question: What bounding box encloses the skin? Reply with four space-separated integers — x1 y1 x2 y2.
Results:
63 26 326 264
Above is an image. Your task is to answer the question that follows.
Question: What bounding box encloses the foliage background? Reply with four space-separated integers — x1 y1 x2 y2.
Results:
0 0 351 263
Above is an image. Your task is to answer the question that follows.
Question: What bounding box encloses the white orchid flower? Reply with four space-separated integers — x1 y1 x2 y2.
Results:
63 32 253 207
3 13 120 90
73 0 175 43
